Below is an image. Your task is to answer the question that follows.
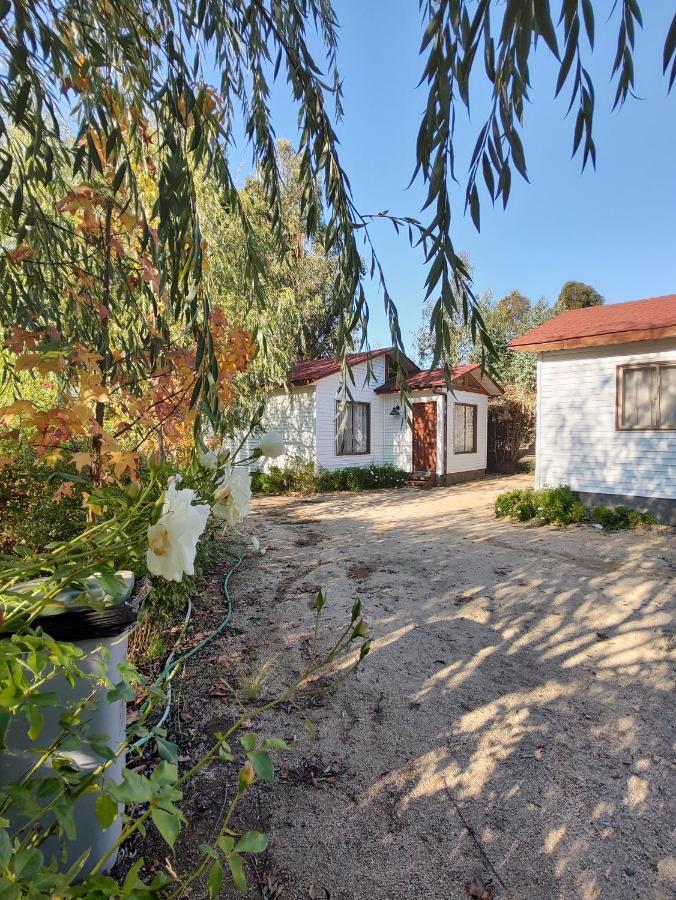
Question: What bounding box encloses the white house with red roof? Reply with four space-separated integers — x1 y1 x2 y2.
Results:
510 294 676 523
257 348 502 485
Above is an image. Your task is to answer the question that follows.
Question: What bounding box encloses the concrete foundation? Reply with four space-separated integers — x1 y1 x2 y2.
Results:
578 491 676 526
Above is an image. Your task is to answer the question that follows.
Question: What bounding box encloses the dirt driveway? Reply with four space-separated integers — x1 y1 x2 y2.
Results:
146 475 674 900
227 474 674 900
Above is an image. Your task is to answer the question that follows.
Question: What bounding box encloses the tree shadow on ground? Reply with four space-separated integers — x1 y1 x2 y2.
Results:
245 480 674 900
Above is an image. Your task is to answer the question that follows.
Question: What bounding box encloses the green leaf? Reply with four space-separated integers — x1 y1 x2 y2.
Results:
533 0 559 57
260 737 291 751
216 835 234 855
246 750 274 783
234 830 269 854
155 735 179 764
0 829 12 867
95 793 118 830
13 847 42 880
238 732 256 752
227 852 247 893
208 860 224 898
112 161 127 194
11 183 23 225
151 806 181 848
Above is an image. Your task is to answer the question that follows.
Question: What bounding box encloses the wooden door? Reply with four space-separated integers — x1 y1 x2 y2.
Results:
412 402 437 472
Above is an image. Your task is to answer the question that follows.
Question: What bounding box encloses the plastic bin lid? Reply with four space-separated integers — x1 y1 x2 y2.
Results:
2 571 137 641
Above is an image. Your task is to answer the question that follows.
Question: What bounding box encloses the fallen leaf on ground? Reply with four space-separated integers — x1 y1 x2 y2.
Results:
465 872 493 899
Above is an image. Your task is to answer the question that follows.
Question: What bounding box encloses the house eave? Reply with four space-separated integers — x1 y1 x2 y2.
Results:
510 325 676 353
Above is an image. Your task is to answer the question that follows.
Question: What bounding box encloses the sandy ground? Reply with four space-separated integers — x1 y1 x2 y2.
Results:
126 475 676 899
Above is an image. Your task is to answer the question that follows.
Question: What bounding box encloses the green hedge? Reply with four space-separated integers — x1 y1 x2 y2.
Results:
591 505 655 530
495 484 655 529
251 461 408 495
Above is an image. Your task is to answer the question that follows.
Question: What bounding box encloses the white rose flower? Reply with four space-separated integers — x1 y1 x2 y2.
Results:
256 431 284 459
146 478 210 582
212 466 251 525
199 450 218 471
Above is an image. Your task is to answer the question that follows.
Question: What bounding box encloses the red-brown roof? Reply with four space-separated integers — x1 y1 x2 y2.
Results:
288 348 394 385
510 295 676 352
375 364 486 394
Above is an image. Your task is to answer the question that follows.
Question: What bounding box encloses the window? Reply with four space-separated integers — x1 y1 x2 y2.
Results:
385 356 398 381
454 403 477 454
336 401 371 455
617 363 676 430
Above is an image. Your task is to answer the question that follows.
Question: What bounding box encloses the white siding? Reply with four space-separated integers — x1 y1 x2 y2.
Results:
535 339 676 500
384 392 443 475
446 390 488 475
383 388 487 476
314 358 386 470
257 386 316 471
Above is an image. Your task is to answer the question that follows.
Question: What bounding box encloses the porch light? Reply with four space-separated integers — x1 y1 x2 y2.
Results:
389 404 401 416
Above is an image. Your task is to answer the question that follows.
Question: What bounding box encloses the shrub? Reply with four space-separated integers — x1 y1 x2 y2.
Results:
0 443 87 554
487 386 536 473
495 485 584 526
251 460 318 495
494 488 535 519
251 461 408 494
592 505 656 530
535 486 586 526
496 486 657 530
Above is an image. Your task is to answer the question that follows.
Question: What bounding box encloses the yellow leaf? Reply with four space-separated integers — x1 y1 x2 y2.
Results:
0 400 35 420
71 451 92 473
43 449 64 467
107 450 138 479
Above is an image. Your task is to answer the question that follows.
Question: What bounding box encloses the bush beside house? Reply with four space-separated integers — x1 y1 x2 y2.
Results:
495 484 656 529
252 461 409 495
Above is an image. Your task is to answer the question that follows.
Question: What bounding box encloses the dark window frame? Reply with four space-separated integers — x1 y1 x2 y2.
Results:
335 400 371 455
385 355 398 382
453 403 478 454
616 362 676 432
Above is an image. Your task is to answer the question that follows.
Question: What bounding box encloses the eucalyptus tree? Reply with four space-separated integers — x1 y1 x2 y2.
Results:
0 0 673 413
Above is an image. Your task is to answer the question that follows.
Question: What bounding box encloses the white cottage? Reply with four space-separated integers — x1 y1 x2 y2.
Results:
510 295 676 523
257 348 502 485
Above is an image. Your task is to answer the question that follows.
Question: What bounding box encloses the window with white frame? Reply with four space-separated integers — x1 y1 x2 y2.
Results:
454 403 477 454
617 363 676 430
336 401 371 455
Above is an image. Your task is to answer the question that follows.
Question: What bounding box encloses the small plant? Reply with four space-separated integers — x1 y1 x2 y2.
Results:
237 654 278 701
495 485 584 526
494 488 534 519
535 486 586 526
592 506 656 530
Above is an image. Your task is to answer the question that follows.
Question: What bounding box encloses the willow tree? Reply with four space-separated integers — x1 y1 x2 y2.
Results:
0 0 674 414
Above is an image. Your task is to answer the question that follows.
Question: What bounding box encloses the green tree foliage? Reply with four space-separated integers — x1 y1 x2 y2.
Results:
198 141 340 378
1 0 669 408
413 283 553 390
555 280 605 312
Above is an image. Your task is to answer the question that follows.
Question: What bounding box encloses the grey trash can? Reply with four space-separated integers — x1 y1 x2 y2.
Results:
0 571 136 876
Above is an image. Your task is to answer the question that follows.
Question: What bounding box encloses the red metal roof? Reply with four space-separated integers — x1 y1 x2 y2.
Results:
510 295 676 351
375 364 481 394
288 348 393 385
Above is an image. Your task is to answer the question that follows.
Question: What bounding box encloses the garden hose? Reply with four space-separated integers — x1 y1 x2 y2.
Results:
130 546 243 752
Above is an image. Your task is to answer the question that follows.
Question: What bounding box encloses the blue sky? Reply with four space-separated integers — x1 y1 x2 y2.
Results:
229 2 676 350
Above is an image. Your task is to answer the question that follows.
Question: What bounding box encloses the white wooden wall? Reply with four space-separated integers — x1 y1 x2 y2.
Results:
446 389 488 475
256 386 316 471
535 339 676 500
383 388 487 476
314 358 387 470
